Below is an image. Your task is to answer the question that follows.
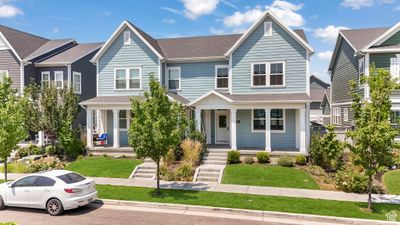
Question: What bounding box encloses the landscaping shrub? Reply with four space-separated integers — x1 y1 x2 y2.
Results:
102 153 108 158
335 165 369 193
256 152 270 163
244 157 254 164
295 155 307 165
392 149 400 168
163 169 176 181
16 144 43 158
227 151 240 164
77 155 84 160
181 138 202 165
164 149 175 166
176 162 195 181
278 156 294 167
159 164 168 177
309 125 344 171
0 223 18 225
0 162 28 173
27 156 65 173
45 145 57 156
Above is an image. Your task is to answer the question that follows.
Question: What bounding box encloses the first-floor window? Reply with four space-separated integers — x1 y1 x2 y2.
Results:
54 71 63 89
168 67 180 90
332 107 341 125
119 110 127 130
216 66 229 89
343 108 349 122
73 72 81 94
0 70 8 82
252 109 285 132
41 71 50 87
391 110 400 124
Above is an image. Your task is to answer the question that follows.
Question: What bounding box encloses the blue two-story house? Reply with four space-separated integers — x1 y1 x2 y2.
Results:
81 10 314 154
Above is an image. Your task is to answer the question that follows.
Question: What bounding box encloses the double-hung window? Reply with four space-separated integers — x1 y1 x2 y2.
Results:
167 67 180 90
215 65 229 89
252 109 285 132
115 68 141 90
252 62 284 87
343 108 349 122
119 110 127 130
41 71 50 87
390 56 400 81
391 110 400 125
54 71 63 89
358 57 365 86
332 107 341 125
72 72 81 94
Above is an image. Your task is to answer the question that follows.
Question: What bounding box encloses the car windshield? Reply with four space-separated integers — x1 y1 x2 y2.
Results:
57 172 86 184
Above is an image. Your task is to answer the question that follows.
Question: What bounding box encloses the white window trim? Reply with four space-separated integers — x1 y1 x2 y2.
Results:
54 71 64 89
343 108 348 122
251 109 286 133
332 107 342 125
113 67 142 90
167 66 181 91
264 21 272 37
251 61 286 88
215 65 229 90
119 110 128 131
123 31 132 45
41 71 50 87
72 71 82 94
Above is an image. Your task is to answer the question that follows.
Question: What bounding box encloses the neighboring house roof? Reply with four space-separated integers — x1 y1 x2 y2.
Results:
92 11 311 62
310 88 326 102
310 75 330 89
167 92 190 105
25 39 76 61
340 27 389 52
0 25 49 60
35 42 103 66
320 89 331 109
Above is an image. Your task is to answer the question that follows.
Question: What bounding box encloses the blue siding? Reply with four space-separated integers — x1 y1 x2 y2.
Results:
167 61 228 101
237 109 297 150
98 28 160 96
231 17 307 94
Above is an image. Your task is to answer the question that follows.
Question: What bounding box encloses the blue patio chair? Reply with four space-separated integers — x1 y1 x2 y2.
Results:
96 133 108 145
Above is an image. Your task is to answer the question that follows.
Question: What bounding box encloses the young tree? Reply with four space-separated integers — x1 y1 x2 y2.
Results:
0 77 28 181
347 66 398 210
129 75 186 195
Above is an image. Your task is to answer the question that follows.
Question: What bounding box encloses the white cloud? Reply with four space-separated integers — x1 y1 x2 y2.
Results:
0 1 22 18
313 25 349 43
162 18 176 24
181 0 219 20
52 28 59 34
221 0 237 8
209 27 225 35
317 51 333 60
341 0 394 9
161 7 182 15
223 0 305 28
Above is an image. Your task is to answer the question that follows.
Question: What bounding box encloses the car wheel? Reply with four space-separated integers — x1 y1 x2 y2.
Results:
0 195 5 210
46 198 64 216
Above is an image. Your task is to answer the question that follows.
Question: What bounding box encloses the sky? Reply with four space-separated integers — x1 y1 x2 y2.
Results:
0 0 399 83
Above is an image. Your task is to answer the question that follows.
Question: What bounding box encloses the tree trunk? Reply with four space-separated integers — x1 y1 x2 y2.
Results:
368 174 372 211
4 160 7 182
156 160 160 196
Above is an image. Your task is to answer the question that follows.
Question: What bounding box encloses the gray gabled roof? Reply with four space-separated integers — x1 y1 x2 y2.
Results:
340 27 389 51
25 39 75 61
0 25 49 60
36 42 103 65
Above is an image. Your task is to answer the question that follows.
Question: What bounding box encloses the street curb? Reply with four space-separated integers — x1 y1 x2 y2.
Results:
92 199 399 225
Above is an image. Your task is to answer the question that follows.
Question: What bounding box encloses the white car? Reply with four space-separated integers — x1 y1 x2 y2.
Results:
0 170 97 216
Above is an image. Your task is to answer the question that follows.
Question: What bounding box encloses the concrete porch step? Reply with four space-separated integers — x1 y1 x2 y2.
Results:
196 176 219 182
136 169 155 174
203 156 226 161
198 167 221 172
203 161 226 165
198 171 220 177
133 173 154 178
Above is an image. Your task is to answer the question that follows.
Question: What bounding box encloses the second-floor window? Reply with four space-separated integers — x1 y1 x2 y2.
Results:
54 71 63 89
115 68 141 90
167 67 181 90
358 57 365 86
252 62 285 87
215 65 229 89
390 57 400 80
332 107 341 125
73 72 81 94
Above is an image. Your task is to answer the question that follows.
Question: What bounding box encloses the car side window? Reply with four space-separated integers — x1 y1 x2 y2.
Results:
13 176 38 187
34 176 56 187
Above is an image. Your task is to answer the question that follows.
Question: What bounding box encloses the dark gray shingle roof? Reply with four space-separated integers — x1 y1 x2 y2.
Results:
340 27 389 51
25 39 75 60
0 25 49 59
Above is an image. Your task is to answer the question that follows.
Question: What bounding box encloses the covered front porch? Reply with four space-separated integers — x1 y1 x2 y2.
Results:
191 91 311 153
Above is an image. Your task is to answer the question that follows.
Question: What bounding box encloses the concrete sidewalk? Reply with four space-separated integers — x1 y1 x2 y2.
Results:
2 173 400 204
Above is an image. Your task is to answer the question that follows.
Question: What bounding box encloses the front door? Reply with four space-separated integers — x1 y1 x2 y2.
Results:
216 110 229 143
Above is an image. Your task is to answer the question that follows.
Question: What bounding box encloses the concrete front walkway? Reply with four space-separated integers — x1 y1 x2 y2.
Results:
2 173 400 204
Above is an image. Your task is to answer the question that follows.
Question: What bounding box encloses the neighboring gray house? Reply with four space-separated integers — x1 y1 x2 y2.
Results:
328 21 400 133
81 10 314 153
309 75 330 124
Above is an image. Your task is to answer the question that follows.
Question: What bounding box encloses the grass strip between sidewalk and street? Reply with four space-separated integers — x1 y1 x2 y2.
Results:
97 184 399 222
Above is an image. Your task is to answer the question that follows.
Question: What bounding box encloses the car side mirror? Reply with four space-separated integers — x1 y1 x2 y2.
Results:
7 182 13 188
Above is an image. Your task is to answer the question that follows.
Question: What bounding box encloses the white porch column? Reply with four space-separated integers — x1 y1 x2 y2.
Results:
265 108 271 152
86 109 93 148
364 53 370 100
38 131 45 147
195 109 201 131
300 107 306 153
113 109 120 148
230 108 237 150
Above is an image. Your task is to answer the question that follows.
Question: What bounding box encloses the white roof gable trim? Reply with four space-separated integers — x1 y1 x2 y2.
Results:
188 90 233 106
91 20 164 63
0 31 21 61
361 21 400 52
224 9 314 57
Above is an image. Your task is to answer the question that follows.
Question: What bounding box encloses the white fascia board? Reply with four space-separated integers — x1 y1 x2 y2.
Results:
188 90 233 106
361 21 400 52
0 31 21 61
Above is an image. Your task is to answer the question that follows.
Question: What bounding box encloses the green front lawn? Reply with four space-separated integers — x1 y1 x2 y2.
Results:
65 157 143 178
97 184 399 221
0 162 28 173
383 170 400 195
222 164 319 190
